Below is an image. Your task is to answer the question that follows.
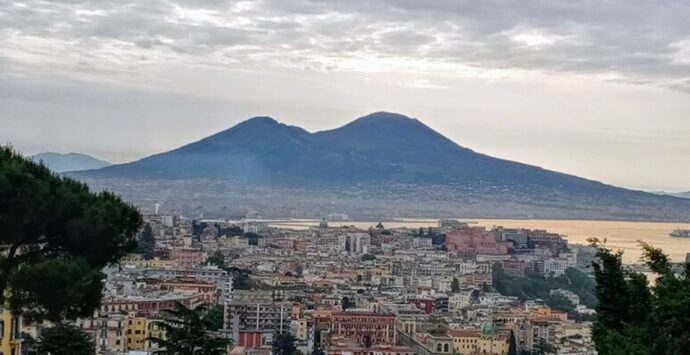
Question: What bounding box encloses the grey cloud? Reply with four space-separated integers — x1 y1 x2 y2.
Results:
1 0 690 91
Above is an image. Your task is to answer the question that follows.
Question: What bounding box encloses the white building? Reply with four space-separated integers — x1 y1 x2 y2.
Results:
348 233 371 254
412 237 433 248
433 277 452 293
448 291 473 312
478 292 518 306
544 258 569 277
217 275 234 305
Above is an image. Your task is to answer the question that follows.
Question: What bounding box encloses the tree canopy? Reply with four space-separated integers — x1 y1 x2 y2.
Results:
0 146 142 321
492 264 597 311
149 302 231 355
451 277 460 293
135 223 156 260
590 239 690 355
361 253 376 261
205 304 225 332
272 332 297 355
341 296 354 310
36 323 95 355
206 251 225 268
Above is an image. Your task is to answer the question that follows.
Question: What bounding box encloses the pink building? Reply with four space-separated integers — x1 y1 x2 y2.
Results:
158 280 217 304
330 312 396 345
408 298 434 314
170 247 202 268
445 226 508 255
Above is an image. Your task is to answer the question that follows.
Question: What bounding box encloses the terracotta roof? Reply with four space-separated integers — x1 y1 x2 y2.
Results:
448 330 480 338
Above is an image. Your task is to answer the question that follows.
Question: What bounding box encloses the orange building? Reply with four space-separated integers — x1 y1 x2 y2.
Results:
169 247 202 268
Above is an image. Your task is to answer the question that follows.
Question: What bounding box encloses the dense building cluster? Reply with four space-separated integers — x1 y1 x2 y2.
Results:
0 214 599 355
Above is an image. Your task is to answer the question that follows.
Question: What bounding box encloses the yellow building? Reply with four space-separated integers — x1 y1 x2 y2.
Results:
121 255 177 269
529 306 553 318
396 316 417 335
0 311 22 355
145 318 164 351
449 329 480 354
125 312 163 351
449 322 509 355
126 313 148 350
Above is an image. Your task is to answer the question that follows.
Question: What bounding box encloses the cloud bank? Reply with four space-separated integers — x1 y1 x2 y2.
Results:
2 0 690 91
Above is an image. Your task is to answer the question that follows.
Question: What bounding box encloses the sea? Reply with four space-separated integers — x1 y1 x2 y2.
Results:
267 218 690 264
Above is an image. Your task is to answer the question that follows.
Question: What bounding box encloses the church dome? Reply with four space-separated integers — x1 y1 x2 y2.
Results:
479 321 498 337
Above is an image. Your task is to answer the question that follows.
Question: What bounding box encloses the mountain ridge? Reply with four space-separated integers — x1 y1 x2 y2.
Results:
70 112 690 221
32 152 111 173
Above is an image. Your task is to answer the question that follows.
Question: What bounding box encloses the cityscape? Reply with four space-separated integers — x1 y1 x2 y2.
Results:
2 1 690 354
82 213 601 355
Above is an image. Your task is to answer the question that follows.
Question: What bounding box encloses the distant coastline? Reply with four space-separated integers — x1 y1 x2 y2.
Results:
262 218 690 263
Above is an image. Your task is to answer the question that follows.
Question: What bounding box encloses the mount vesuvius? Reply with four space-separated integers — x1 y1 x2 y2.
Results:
71 112 690 221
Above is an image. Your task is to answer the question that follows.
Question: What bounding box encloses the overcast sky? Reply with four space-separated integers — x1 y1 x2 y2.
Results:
2 0 689 191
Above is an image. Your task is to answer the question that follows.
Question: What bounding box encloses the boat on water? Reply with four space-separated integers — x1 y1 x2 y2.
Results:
670 229 690 238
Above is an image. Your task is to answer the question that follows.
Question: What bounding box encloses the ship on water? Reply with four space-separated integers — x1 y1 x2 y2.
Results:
670 229 690 238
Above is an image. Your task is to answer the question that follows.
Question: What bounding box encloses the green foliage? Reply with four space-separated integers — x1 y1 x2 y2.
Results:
545 295 575 314
272 332 297 355
206 251 225 268
492 265 597 312
0 146 142 321
591 239 690 355
135 223 156 260
149 302 232 355
9 258 103 322
206 304 224 331
341 296 353 310
451 277 460 293
36 323 95 355
227 267 252 290
532 339 556 354
361 253 376 261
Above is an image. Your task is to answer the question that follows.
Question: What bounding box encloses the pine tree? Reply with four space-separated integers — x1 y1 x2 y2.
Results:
0 146 142 322
136 223 156 260
590 238 690 354
272 333 297 355
36 323 95 355
149 302 231 355
451 277 460 293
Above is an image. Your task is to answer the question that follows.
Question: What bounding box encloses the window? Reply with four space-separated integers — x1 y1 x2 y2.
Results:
10 317 19 340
